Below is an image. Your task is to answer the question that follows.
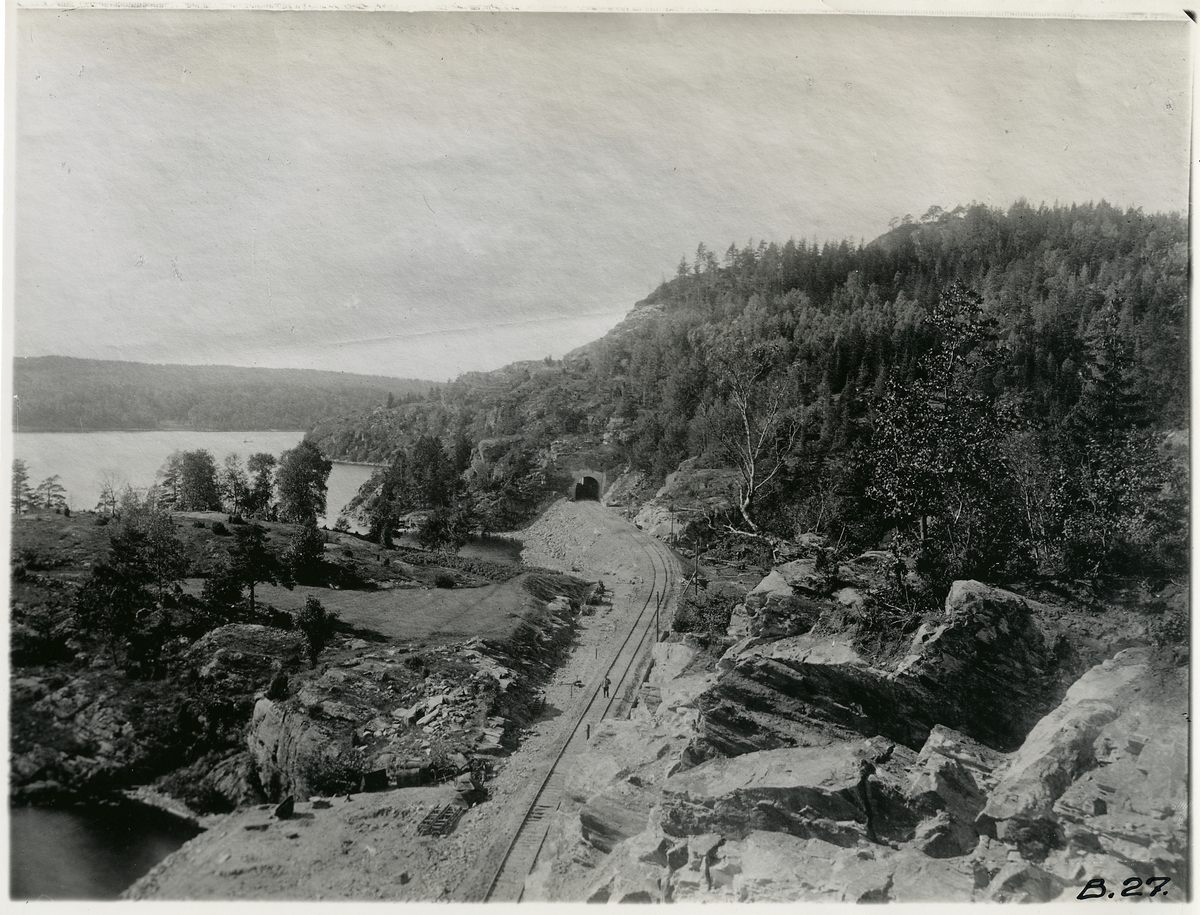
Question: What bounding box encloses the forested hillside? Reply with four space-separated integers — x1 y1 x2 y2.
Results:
13 357 433 432
310 201 1188 590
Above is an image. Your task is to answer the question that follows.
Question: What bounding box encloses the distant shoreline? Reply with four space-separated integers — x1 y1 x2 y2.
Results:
15 427 309 435
14 428 385 467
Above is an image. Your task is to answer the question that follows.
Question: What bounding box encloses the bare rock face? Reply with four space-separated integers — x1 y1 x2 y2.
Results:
648 641 697 686
978 647 1188 888
581 826 674 903
669 829 982 903
695 648 926 758
247 697 348 801
742 569 822 639
904 726 1002 858
893 580 1058 751
978 653 1143 828
660 740 918 846
580 785 656 853
540 569 1186 907
695 579 1064 761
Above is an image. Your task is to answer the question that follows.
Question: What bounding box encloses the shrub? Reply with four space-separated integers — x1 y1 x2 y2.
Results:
434 572 457 589
852 552 939 664
211 521 229 536
303 751 365 797
228 514 246 525
286 520 326 584
201 561 245 624
296 595 339 664
1153 606 1189 649
192 520 206 529
672 588 738 641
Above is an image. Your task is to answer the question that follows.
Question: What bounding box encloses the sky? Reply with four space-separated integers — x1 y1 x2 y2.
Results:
12 11 1193 381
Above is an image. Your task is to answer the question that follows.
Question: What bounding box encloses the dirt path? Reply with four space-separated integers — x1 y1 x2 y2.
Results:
127 498 680 901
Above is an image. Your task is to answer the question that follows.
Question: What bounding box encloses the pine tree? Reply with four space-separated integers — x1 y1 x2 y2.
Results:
11 460 32 515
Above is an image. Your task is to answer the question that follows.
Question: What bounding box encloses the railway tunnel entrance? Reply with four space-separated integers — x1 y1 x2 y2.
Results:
571 469 606 501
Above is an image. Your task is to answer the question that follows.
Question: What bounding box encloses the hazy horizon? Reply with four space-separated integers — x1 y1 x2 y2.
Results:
15 12 1192 380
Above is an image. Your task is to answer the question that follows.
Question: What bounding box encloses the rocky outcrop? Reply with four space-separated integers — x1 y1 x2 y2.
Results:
632 464 741 540
186 624 306 688
893 580 1059 751
11 624 307 804
247 697 348 801
245 643 519 801
671 829 983 902
661 739 918 846
978 647 1189 887
741 569 823 639
531 573 1187 906
904 726 1002 857
695 649 927 757
695 579 1063 759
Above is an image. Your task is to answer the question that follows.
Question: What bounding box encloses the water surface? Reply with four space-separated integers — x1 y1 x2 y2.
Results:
13 430 378 527
10 804 199 900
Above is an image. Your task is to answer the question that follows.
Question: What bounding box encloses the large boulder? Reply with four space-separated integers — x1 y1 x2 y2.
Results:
743 570 822 639
904 726 1001 857
660 740 917 846
186 624 305 692
246 697 355 801
892 581 1059 751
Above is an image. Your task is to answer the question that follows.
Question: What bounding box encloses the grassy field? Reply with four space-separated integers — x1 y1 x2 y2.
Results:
208 576 544 643
15 508 582 653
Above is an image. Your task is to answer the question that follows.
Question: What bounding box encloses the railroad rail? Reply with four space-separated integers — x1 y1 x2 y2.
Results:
481 503 680 901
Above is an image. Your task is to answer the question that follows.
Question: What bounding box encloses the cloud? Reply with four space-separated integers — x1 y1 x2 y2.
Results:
15 12 1192 378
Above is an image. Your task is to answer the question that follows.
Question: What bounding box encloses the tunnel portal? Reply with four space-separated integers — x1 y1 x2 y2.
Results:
570 469 606 501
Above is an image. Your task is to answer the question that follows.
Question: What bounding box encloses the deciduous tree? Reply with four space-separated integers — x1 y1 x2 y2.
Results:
219 453 251 516
176 450 221 511
694 328 800 532
246 452 278 518
276 441 332 523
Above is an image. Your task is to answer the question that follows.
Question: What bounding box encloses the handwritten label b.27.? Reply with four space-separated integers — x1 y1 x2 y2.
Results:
1077 877 1170 899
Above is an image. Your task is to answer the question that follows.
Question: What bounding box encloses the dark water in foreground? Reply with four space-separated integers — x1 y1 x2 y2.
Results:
10 804 200 900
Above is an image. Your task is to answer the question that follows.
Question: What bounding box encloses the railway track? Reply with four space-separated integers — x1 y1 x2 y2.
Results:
481 502 680 902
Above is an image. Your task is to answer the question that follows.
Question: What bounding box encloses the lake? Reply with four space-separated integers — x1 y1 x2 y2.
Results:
10 803 200 899
13 431 379 529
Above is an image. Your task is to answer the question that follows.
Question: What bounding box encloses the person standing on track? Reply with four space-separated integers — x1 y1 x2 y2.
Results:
602 676 611 698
